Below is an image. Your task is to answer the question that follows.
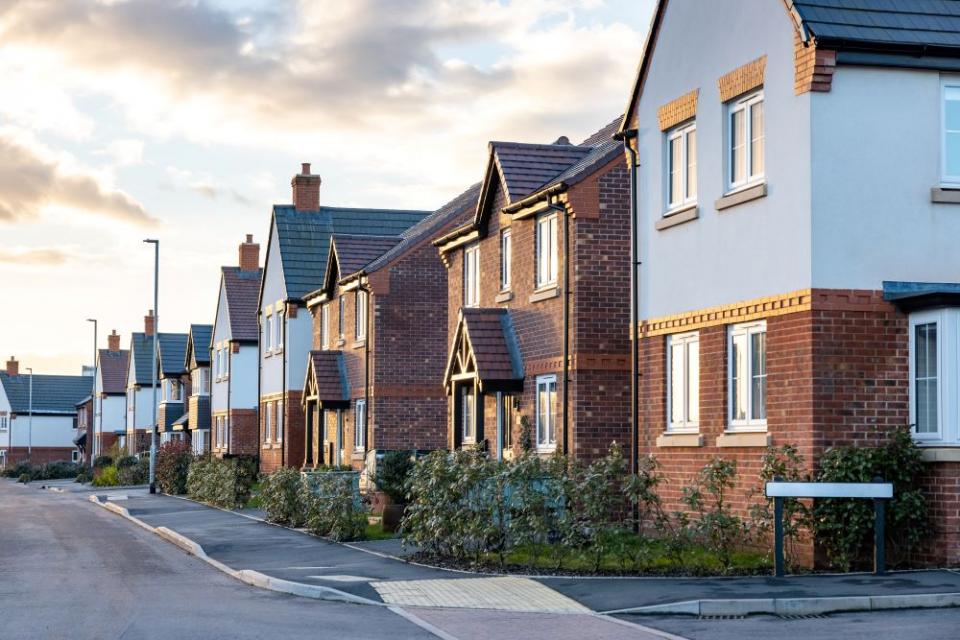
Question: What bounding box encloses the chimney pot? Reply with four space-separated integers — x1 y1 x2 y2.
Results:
239 234 260 272
6 356 18 377
144 310 155 336
108 330 121 353
291 162 321 211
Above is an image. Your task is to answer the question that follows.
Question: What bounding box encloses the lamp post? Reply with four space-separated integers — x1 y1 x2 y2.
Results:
86 318 97 469
26 367 33 463
144 239 159 494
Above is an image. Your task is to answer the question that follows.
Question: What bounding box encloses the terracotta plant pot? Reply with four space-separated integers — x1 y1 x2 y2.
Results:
382 503 406 533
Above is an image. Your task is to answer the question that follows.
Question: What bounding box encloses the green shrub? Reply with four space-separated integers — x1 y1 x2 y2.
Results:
18 473 30 483
75 471 92 484
117 457 149 486
4 461 80 481
156 441 194 495
749 445 812 571
304 472 367 541
93 455 114 469
681 457 746 571
373 450 415 504
187 456 256 510
812 426 929 570
92 466 119 487
260 467 308 526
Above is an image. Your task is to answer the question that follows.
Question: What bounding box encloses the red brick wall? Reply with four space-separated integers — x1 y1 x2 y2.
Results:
4 447 77 466
259 391 303 474
228 408 259 457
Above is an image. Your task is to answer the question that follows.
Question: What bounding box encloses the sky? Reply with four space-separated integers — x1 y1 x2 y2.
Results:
0 0 654 375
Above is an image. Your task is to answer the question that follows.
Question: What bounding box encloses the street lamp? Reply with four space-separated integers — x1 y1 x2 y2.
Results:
86 318 97 470
26 367 33 463
144 239 159 494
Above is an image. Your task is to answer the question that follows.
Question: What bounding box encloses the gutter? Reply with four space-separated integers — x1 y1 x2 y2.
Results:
613 128 641 479
501 183 566 215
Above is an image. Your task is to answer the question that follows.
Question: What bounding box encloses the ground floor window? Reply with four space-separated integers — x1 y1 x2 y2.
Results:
728 321 767 430
276 400 284 443
908 309 960 444
354 400 366 450
264 402 273 443
536 375 558 450
498 392 514 457
71 449 79 463
667 331 699 431
460 385 476 443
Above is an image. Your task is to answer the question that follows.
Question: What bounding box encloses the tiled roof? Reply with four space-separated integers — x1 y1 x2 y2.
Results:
98 348 129 395
791 1 960 49
0 372 93 415
157 333 189 377
186 324 213 368
491 141 592 202
307 350 349 403
366 183 481 273
271 205 431 300
444 308 523 388
222 266 262 342
332 234 402 279
129 332 156 386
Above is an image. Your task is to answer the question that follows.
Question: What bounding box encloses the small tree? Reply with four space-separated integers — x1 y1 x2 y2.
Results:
682 457 744 571
373 450 415 504
155 441 194 495
260 467 308 526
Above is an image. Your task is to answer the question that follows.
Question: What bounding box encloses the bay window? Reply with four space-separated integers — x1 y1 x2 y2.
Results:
729 321 766 430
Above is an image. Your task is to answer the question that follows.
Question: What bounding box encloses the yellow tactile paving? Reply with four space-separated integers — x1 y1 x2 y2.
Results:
371 576 590 613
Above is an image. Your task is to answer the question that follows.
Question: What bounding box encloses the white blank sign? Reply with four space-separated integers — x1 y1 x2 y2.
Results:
765 481 893 499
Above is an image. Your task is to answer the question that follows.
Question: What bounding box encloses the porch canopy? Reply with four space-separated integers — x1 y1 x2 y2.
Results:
443 308 524 395
303 350 350 409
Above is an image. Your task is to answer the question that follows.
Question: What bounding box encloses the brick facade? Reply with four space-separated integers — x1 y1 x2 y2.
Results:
4 447 78 466
641 288 960 566
442 157 632 462
259 390 304 474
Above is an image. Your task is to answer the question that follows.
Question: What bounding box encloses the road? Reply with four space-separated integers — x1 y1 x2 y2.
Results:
0 481 668 640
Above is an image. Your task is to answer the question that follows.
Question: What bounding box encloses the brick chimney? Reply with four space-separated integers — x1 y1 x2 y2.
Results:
5 356 17 377
239 234 260 272
291 162 321 211
108 330 121 353
144 310 155 337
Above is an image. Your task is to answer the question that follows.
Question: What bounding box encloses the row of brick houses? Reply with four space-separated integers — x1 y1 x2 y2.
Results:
9 0 960 568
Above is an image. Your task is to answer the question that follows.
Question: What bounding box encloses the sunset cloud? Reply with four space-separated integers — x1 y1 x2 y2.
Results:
0 133 157 225
0 247 70 265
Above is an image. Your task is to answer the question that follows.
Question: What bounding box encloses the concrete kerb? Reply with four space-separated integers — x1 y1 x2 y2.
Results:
87 494 382 607
604 593 960 617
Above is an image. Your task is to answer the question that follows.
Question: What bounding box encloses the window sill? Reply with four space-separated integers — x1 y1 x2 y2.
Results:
352 340 366 349
529 286 560 304
495 290 513 303
536 445 557 454
919 447 960 462
715 182 767 211
717 431 771 448
656 432 704 448
931 187 960 204
264 351 272 358
351 451 365 461
656 205 699 231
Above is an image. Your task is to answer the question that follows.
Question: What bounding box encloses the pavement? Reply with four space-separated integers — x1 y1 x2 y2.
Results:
85 487 960 618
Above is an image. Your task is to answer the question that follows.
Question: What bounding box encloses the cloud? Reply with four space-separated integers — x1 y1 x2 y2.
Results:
0 133 157 225
96 139 145 166
0 247 70 265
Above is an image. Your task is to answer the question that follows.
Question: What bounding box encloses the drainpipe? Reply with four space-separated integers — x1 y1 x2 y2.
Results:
281 303 287 468
615 128 640 477
358 280 371 457
257 311 263 465
554 202 572 457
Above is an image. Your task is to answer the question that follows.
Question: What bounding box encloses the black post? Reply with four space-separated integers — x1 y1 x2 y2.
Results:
873 475 886 575
774 495 784 577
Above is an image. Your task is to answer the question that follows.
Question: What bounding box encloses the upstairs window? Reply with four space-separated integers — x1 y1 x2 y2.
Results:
355 290 368 339
728 91 764 190
321 304 330 349
535 211 558 288
165 379 182 403
729 321 766 430
274 306 284 352
264 312 273 352
943 82 960 185
500 228 512 291
192 368 210 396
667 122 697 210
667 332 699 431
463 244 480 307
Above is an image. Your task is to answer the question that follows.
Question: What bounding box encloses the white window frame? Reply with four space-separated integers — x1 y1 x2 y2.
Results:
535 374 558 451
321 304 330 349
463 243 480 307
354 399 366 450
72 449 79 463
264 401 272 443
0 415 7 433
460 385 476 443
165 379 182 403
500 228 512 291
274 304 284 353
666 121 697 211
727 90 765 191
276 400 284 443
355 291 368 340
909 309 950 442
727 320 767 431
942 79 960 186
535 212 559 289
338 296 345 341
264 312 273 352
666 331 700 432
